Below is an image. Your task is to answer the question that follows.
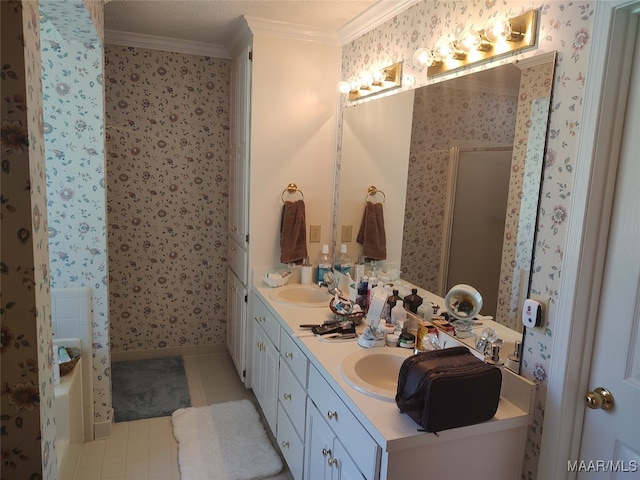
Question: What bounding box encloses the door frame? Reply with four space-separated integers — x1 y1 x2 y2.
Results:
539 1 640 477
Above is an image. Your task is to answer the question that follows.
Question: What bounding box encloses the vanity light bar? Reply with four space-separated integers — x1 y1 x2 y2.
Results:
338 62 403 101
424 9 538 77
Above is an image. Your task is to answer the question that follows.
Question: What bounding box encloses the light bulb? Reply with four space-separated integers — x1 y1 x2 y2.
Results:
359 72 373 89
484 16 512 43
347 76 361 92
457 28 482 53
434 38 456 61
337 81 351 94
412 48 435 68
371 69 384 85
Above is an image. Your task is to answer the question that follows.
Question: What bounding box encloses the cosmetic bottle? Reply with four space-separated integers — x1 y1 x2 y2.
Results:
317 244 331 284
335 244 352 275
404 288 423 314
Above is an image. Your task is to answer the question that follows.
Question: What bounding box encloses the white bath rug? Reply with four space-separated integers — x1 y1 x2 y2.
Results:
171 399 283 480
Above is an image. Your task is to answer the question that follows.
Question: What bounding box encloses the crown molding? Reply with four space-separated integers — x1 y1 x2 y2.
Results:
338 0 422 45
243 16 339 44
226 17 253 59
104 29 230 58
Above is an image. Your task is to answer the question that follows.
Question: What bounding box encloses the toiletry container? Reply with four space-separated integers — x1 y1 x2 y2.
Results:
380 289 400 323
335 244 351 275
391 300 407 327
317 244 331 284
404 288 423 314
354 254 365 282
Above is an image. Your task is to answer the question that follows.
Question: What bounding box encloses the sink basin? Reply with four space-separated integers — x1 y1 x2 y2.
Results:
339 348 412 402
269 284 331 307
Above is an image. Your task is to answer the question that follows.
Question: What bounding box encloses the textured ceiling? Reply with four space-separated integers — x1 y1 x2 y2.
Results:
104 0 382 46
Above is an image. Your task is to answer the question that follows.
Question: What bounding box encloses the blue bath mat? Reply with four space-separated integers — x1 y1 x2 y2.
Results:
111 356 191 422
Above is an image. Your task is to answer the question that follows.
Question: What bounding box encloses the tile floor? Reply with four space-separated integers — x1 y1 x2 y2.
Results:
73 352 290 480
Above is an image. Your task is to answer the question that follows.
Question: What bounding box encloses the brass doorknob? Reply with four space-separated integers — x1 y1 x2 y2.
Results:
584 387 614 410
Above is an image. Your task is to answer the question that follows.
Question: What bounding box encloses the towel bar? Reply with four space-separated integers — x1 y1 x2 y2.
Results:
365 185 385 203
281 183 304 203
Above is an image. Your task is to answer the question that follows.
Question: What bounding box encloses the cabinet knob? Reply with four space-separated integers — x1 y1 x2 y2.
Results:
230 226 238 232
327 411 338 420
283 393 292 401
281 440 289 449
285 352 293 359
321 448 331 458
328 457 338 467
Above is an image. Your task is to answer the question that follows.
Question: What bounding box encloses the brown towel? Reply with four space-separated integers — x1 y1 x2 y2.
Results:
356 202 386 260
280 199 308 264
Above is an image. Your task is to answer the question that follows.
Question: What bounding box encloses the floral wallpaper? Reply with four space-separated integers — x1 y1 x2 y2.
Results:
401 86 517 297
39 0 111 432
496 61 555 330
341 1 595 477
2 0 56 478
104 45 230 353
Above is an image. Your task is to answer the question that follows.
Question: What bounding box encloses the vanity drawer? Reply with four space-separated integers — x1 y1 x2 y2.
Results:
227 236 247 284
278 360 307 438
277 403 304 480
280 329 308 387
308 365 380 479
253 294 280 349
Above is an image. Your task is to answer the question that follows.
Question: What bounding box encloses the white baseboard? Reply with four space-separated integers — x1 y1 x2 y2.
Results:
94 420 112 440
110 343 227 363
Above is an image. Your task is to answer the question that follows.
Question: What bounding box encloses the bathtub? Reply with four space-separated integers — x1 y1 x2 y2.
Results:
54 338 84 480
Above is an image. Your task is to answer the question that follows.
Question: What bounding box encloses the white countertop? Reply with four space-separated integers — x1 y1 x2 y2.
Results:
253 283 535 453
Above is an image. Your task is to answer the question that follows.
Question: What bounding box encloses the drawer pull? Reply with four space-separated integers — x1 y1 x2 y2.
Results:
327 411 338 420
322 448 331 458
328 457 338 467
281 441 289 449
283 393 292 401
285 352 293 359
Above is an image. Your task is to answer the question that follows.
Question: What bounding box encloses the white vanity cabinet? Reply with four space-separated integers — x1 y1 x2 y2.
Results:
251 294 279 433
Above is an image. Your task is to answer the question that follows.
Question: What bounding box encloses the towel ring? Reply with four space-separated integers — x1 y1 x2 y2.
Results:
365 185 386 203
281 183 304 203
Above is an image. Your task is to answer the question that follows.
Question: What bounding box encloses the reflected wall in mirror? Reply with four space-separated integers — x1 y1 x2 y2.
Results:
337 52 556 335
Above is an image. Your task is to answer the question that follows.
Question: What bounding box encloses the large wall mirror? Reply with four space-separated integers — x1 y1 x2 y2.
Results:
336 52 557 346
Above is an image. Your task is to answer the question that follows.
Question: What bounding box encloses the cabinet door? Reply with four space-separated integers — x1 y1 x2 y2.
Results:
251 322 267 407
262 332 279 434
228 45 251 248
252 319 279 435
305 402 333 480
332 439 365 480
226 269 246 382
